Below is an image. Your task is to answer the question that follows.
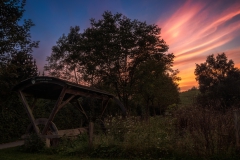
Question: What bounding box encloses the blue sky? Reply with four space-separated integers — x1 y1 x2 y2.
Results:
22 0 240 91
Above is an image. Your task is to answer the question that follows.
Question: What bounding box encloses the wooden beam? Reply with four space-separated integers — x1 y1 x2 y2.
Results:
58 128 87 137
77 100 89 120
89 121 94 148
19 91 39 134
113 97 126 117
57 94 76 112
66 89 110 100
42 86 67 135
71 100 89 120
30 98 38 111
22 128 87 139
100 98 110 118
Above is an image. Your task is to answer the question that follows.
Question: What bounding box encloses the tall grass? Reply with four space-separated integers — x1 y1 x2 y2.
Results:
92 116 173 159
174 106 237 157
20 107 240 159
91 107 240 159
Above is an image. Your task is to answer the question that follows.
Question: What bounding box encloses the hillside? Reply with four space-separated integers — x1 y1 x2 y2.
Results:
179 87 200 106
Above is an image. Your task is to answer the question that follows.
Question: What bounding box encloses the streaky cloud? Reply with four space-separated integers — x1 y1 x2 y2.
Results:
157 0 240 91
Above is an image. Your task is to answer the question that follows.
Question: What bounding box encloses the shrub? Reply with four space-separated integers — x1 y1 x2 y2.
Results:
93 116 173 159
22 133 45 153
44 134 89 156
174 106 236 156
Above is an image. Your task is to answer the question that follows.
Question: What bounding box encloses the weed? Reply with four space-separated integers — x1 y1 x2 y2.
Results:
21 133 45 153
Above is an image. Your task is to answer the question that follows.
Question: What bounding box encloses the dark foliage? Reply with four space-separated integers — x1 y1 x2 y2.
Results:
0 0 39 143
22 133 45 153
45 11 180 114
195 53 240 110
0 0 39 61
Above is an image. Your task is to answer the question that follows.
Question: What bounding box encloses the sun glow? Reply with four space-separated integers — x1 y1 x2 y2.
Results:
158 0 240 91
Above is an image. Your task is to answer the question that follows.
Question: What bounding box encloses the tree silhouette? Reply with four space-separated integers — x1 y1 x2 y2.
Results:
0 0 39 102
195 53 240 110
0 0 39 142
0 0 39 62
45 11 180 110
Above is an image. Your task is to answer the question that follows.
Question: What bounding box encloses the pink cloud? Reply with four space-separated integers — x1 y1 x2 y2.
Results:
158 0 240 91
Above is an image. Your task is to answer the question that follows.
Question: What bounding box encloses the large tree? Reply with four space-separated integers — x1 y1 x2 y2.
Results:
45 26 84 83
0 0 38 62
0 0 39 142
195 53 240 110
132 54 180 116
45 11 179 110
0 0 39 102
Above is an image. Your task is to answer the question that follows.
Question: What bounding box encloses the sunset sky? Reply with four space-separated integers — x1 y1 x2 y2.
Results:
23 0 240 91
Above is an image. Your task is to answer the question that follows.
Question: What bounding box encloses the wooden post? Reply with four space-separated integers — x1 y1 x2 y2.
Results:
74 100 89 120
57 95 75 112
45 138 50 148
30 98 38 110
89 121 94 148
100 98 110 118
19 91 39 134
42 86 67 135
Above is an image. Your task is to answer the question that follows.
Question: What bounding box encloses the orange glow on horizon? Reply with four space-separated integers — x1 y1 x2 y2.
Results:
157 0 240 91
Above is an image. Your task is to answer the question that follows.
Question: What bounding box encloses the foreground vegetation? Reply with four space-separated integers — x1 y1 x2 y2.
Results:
0 147 123 160
2 108 238 160
0 147 83 160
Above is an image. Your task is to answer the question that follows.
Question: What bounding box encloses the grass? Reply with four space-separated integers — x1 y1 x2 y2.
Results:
179 88 199 106
0 147 126 160
0 147 78 160
1 112 239 160
0 116 179 160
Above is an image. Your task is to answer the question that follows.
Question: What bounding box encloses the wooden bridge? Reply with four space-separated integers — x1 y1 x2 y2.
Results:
12 76 126 147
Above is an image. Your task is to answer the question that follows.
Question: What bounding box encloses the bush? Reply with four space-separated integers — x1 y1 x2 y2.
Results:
93 116 173 159
44 134 89 157
22 133 45 153
174 106 236 156
91 144 123 158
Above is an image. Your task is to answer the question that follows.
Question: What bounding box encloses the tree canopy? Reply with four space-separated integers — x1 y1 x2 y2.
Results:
45 11 180 112
0 0 39 99
0 0 39 143
195 53 240 110
0 0 38 62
